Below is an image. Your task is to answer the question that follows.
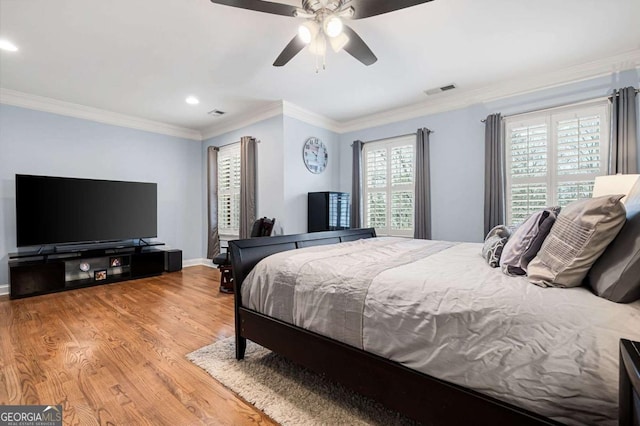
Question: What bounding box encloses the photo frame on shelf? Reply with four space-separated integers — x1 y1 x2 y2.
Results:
94 269 107 281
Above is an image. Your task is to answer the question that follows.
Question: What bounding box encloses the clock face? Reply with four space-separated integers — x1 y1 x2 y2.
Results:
302 137 328 174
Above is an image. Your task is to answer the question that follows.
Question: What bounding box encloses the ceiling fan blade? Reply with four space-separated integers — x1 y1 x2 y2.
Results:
273 36 307 67
347 0 434 19
342 25 377 66
210 0 299 17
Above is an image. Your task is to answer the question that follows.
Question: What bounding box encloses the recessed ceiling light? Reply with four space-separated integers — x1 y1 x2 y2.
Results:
0 39 18 52
185 96 200 105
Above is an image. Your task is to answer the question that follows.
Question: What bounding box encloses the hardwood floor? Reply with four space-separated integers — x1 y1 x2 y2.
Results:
0 266 276 425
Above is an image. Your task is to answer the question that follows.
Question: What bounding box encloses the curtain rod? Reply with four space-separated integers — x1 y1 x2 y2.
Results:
209 138 261 150
351 129 433 146
365 132 417 144
480 88 640 123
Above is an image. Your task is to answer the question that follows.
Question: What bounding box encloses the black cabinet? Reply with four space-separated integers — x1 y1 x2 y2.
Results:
9 246 166 299
308 192 351 232
10 261 65 298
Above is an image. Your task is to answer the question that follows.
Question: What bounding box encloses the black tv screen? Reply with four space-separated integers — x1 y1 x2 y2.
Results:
16 174 157 247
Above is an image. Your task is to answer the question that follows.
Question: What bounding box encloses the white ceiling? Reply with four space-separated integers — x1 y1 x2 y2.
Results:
0 0 639 134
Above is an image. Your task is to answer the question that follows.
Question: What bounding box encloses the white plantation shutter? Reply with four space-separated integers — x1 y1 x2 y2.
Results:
363 136 415 236
505 101 609 225
365 148 387 230
218 143 241 237
507 120 549 224
555 112 604 207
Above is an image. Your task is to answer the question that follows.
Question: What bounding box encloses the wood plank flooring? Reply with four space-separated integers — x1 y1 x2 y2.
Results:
0 266 276 425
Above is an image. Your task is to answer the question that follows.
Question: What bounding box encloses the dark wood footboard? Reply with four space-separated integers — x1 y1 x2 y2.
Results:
229 228 377 359
228 228 559 425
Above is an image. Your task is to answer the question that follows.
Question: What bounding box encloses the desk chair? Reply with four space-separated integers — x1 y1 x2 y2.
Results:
213 217 275 293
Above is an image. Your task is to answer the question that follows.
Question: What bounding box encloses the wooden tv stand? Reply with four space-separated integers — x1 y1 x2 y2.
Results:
8 243 166 299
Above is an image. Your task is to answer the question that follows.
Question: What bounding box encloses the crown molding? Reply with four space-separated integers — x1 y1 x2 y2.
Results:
282 101 342 133
200 101 284 140
337 49 640 134
0 88 202 141
3 49 637 141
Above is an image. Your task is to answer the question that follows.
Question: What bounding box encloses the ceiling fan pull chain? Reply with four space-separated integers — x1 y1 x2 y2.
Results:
323 49 326 70
321 32 327 71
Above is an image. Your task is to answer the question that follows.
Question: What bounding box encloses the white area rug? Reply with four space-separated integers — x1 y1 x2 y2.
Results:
187 338 417 425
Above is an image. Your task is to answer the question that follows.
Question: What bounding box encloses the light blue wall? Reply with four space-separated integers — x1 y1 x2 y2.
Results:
0 104 203 285
202 116 285 252
201 115 341 253
283 116 341 234
2 71 637 285
339 69 640 243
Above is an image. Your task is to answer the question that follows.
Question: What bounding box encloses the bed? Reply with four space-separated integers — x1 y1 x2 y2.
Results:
228 228 640 425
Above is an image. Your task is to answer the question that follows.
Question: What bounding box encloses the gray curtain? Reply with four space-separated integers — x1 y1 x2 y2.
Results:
610 87 638 174
414 128 432 239
350 140 364 228
484 113 505 236
206 146 221 259
239 136 257 239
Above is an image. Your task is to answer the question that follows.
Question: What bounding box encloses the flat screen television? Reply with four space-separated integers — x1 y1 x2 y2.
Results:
16 174 157 247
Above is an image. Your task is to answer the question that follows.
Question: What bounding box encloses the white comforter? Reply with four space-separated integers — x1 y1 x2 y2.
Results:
241 237 640 425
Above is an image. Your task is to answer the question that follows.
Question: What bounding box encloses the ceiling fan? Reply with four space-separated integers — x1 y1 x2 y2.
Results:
209 0 434 69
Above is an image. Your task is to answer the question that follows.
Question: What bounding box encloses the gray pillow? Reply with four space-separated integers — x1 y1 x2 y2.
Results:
500 207 560 276
588 180 640 303
482 225 511 268
528 195 627 288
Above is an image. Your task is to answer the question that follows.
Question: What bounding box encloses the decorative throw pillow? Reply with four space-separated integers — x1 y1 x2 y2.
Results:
587 180 640 303
482 225 511 267
528 195 627 288
500 207 560 276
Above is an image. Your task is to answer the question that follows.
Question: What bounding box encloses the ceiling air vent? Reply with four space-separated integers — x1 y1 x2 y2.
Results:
208 109 226 117
424 84 457 96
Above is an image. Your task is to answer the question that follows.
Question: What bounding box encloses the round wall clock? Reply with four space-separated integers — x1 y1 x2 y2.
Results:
302 137 328 174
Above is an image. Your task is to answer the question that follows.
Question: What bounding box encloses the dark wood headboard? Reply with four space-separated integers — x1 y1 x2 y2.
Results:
228 228 376 294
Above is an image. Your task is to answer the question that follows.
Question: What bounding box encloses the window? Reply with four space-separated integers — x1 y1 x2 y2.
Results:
505 101 610 225
363 135 415 236
218 143 241 238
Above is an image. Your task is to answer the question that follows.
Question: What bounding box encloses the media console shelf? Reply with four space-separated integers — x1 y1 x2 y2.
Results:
9 243 166 299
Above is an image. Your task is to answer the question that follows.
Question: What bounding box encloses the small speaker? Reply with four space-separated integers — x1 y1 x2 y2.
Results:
164 249 182 272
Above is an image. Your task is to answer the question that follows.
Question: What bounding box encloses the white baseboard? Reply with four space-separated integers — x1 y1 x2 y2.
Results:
0 284 8 297
183 258 215 268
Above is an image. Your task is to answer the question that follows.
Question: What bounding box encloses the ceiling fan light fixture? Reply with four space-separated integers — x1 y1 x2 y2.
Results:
298 21 319 44
185 96 200 105
337 6 355 19
323 16 343 38
308 33 327 56
329 32 349 52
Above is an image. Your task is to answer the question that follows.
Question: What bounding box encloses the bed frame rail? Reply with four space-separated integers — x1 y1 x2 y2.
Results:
239 308 557 425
